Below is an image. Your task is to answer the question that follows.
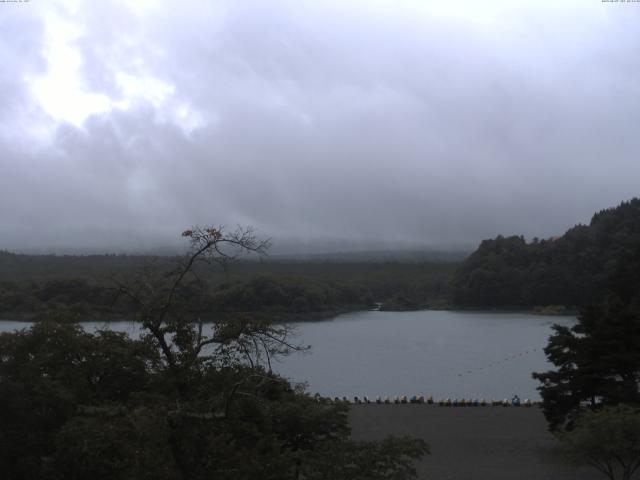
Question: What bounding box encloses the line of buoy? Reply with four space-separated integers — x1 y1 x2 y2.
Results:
456 349 540 378
314 394 536 407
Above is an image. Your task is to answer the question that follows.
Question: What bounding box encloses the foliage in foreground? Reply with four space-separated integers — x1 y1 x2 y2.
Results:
0 225 428 480
0 319 428 480
558 406 640 480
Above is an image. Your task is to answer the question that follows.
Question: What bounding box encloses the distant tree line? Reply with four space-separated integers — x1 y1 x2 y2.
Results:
452 198 640 308
0 253 457 319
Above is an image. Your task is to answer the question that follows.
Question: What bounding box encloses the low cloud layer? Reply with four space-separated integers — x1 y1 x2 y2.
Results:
1 0 639 253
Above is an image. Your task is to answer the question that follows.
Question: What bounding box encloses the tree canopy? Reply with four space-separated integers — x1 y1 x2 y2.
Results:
533 244 640 431
0 225 428 480
558 406 640 480
453 198 640 308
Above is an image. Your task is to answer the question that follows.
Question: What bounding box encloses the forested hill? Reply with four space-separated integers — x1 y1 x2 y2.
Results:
452 198 640 309
0 250 456 319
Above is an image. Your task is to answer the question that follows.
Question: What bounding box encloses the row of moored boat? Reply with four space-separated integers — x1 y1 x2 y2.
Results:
315 395 536 407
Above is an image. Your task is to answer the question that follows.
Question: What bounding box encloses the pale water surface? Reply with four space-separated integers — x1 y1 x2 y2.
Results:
0 310 572 400
277 310 573 400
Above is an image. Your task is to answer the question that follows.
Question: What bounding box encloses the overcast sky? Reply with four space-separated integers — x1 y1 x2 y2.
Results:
1 0 639 253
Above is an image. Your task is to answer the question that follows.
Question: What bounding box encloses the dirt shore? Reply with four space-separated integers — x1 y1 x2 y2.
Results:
349 404 601 480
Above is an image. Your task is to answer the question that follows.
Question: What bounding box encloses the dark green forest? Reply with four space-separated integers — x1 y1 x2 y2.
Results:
0 251 457 320
3 198 640 318
452 198 640 309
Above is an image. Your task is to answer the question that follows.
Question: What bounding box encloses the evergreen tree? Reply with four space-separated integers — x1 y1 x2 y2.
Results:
533 246 640 430
453 198 640 308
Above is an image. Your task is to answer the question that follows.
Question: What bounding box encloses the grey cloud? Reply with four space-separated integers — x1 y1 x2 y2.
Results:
1 1 639 253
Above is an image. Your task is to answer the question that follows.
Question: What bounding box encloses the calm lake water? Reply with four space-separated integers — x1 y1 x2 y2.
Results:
0 310 572 400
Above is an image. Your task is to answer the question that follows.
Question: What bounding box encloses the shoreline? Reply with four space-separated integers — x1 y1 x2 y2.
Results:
0 304 577 324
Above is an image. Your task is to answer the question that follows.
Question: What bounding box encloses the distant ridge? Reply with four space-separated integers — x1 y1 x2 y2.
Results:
268 249 470 263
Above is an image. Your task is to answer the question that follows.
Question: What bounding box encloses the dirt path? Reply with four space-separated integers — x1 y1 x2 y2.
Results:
349 405 601 480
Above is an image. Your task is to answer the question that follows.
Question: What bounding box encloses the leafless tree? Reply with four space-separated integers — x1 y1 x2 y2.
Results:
111 225 304 388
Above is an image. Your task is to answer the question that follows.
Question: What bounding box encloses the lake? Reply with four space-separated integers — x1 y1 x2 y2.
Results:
0 310 572 400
